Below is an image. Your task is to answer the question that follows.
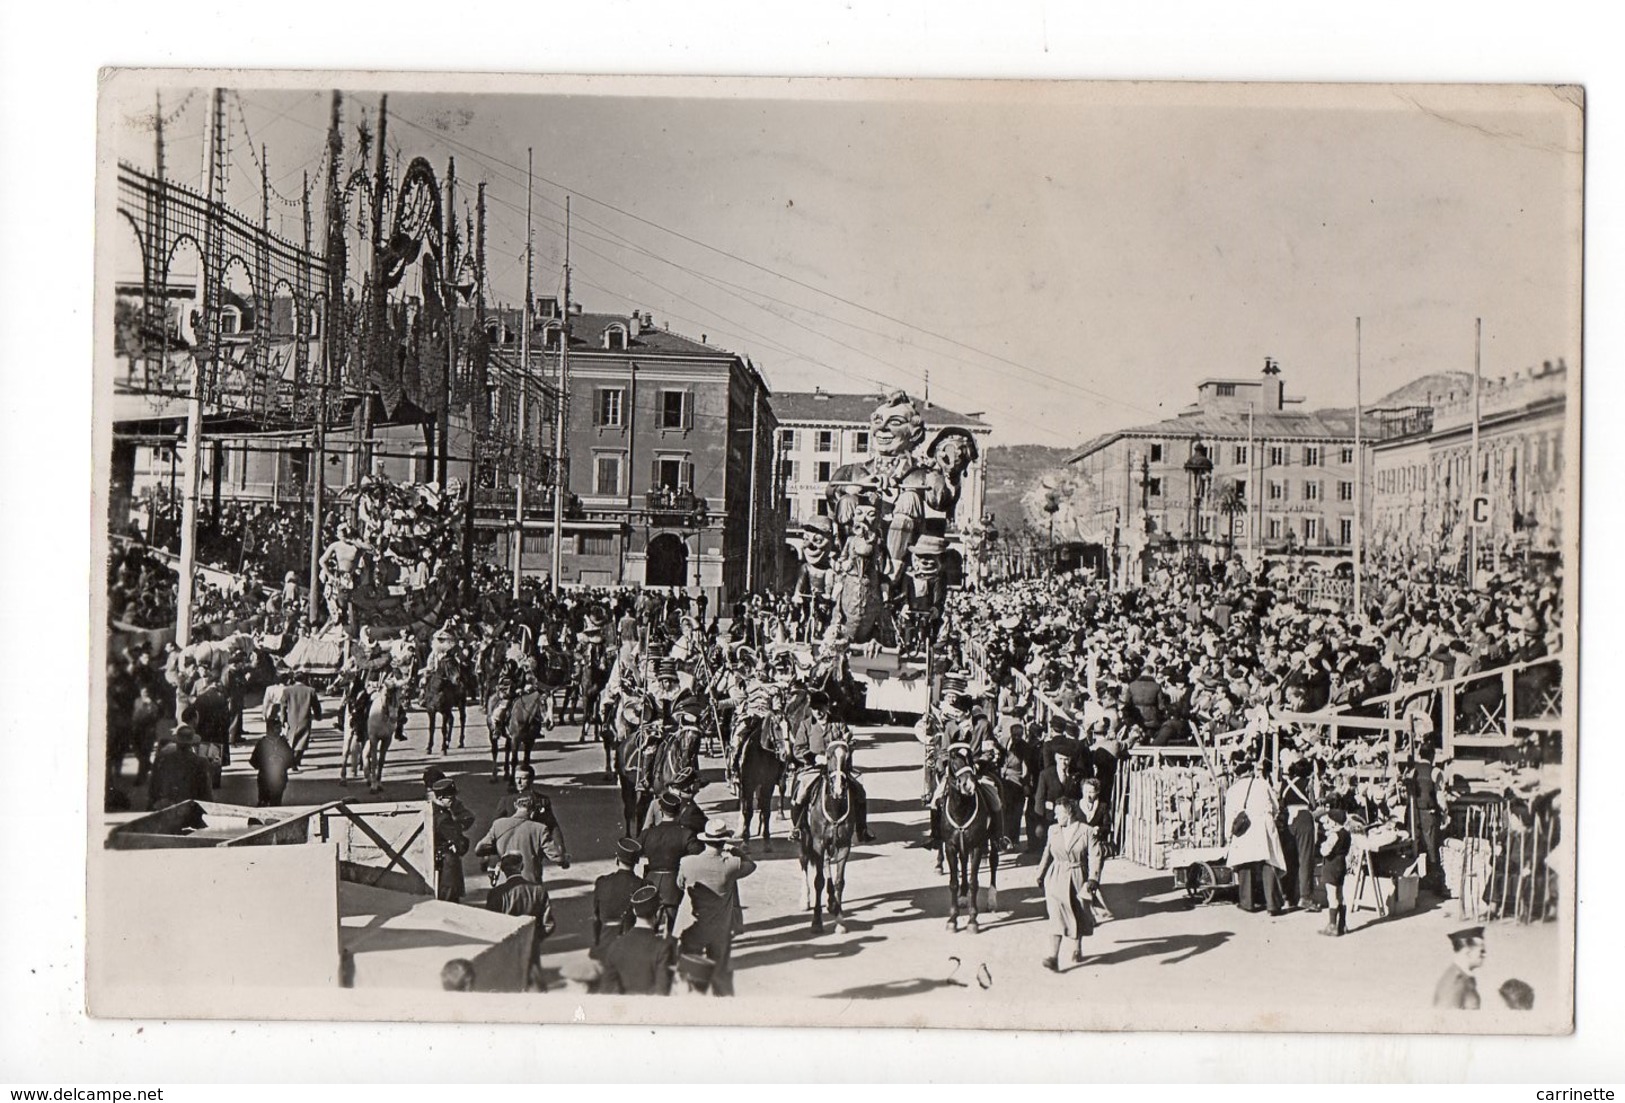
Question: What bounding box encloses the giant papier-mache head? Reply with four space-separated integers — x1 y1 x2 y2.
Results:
869 390 927 458
801 516 835 564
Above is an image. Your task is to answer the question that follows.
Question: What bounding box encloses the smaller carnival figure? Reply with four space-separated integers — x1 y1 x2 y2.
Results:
792 515 839 642
318 522 366 632
895 533 948 658
824 487 889 647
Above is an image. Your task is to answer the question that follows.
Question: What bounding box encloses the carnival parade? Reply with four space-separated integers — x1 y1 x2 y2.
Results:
93 82 1576 1027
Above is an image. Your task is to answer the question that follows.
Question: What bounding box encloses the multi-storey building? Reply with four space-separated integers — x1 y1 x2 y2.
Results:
1369 360 1569 566
1066 363 1375 584
773 387 991 553
489 301 783 600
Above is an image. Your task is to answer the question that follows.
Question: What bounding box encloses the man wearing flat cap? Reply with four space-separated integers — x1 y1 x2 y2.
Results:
1434 926 1486 1009
593 837 650 949
598 886 677 996
486 851 556 991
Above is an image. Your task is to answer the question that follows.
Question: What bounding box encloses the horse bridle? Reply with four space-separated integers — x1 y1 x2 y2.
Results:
820 742 853 825
942 771 981 832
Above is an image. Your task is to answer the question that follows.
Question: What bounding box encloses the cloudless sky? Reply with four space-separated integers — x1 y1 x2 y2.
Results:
109 78 1581 447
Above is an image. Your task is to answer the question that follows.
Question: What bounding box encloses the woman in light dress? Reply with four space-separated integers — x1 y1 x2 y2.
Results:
1035 798 1095 971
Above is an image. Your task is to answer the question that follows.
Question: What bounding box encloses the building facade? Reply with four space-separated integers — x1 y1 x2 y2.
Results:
1369 360 1568 567
774 387 991 549
487 303 782 601
1067 364 1374 584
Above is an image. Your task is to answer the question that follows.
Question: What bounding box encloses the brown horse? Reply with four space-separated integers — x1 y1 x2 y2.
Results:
616 719 700 839
797 739 856 934
737 712 789 851
940 763 1000 933
422 655 469 755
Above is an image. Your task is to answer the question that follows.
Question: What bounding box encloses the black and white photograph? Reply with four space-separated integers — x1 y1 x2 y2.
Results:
85 71 1581 1035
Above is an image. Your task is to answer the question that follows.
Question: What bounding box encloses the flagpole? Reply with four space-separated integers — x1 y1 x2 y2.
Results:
1354 316 1364 616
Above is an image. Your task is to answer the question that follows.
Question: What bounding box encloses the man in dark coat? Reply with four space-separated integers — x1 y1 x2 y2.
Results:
598 886 676 996
1032 746 1083 847
485 852 557 990
640 792 703 934
189 680 233 774
147 726 214 810
278 677 322 766
249 729 295 807
430 777 474 903
593 837 649 948
1121 667 1165 732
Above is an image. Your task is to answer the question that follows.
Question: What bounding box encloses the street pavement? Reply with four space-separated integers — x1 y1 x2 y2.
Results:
189 695 1566 1023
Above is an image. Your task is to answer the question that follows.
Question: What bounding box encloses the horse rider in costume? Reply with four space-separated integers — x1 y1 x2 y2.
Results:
920 672 1010 849
787 690 876 843
727 671 789 785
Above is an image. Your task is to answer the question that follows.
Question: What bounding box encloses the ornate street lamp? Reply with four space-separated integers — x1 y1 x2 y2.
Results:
1184 440 1213 572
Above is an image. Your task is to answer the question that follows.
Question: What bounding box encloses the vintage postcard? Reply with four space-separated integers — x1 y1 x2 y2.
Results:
89 70 1581 1033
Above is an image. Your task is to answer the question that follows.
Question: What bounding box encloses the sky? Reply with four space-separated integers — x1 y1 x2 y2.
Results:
107 77 1582 448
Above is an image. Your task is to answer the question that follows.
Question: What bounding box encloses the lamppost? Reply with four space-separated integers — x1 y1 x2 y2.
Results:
1184 440 1213 574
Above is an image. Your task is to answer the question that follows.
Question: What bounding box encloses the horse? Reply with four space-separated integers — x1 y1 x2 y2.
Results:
362 681 403 795
737 712 789 851
940 764 1000 933
797 739 856 934
572 639 611 739
422 655 469 755
486 687 549 782
616 717 701 838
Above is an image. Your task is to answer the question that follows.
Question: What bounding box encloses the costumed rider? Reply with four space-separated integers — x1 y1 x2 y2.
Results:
920 671 1010 849
648 655 687 725
489 641 538 744
727 663 789 784
788 689 876 844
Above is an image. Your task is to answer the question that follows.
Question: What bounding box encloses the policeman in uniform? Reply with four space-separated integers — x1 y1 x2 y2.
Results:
592 837 649 948
598 886 677 996
639 791 703 935
1433 926 1487 1009
429 777 474 902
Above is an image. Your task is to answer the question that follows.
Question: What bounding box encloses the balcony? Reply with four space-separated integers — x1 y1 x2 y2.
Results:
644 488 709 527
474 485 573 521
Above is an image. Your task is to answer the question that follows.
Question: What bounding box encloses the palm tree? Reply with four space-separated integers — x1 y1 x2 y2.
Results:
1214 476 1245 550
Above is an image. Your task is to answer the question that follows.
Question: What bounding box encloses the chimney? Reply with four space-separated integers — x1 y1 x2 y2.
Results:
629 313 641 339
701 334 707 344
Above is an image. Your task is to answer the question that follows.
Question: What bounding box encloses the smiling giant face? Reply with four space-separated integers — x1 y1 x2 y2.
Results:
869 392 926 457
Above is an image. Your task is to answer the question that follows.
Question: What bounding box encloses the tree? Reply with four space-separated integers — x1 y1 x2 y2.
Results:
1214 476 1245 549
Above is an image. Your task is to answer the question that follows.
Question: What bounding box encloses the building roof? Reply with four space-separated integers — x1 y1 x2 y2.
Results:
1067 407 1370 463
564 312 729 359
773 390 991 430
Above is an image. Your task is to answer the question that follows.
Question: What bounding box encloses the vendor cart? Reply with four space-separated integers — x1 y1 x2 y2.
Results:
1164 845 1238 905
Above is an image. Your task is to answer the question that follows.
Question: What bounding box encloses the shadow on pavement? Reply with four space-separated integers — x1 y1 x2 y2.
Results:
1082 931 1233 967
1097 873 1192 919
732 934 885 972
817 976 968 1000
